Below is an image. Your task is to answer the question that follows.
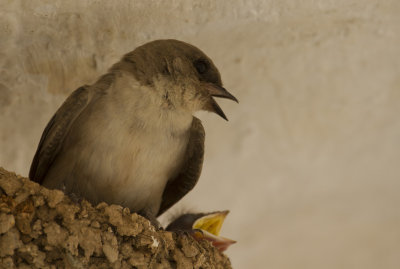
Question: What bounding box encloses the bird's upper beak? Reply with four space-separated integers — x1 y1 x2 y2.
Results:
190 210 236 252
204 84 238 121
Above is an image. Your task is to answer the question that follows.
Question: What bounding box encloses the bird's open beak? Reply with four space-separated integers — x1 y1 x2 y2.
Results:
190 211 236 252
204 84 238 121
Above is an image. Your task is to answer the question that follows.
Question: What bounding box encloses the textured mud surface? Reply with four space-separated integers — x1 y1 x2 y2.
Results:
0 168 232 269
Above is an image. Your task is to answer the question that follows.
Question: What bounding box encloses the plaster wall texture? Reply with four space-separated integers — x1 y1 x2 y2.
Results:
1 1 400 268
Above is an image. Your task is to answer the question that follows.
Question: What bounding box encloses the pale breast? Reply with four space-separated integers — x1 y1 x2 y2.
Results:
120 129 189 212
76 93 192 214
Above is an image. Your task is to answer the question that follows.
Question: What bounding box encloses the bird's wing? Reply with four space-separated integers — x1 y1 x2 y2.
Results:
157 117 205 217
29 86 90 183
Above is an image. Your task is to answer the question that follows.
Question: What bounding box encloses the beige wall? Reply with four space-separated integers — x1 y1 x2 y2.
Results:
1 1 400 268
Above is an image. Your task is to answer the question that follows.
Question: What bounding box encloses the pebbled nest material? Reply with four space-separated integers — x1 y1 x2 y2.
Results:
0 168 232 269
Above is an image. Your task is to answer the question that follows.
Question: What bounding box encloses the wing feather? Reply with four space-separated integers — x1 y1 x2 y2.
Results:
157 117 205 216
29 86 90 182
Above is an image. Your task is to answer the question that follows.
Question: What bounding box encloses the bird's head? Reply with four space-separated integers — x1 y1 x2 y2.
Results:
113 39 238 120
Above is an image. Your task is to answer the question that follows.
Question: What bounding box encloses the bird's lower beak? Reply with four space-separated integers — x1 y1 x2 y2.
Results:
191 210 236 252
204 84 238 121
192 229 236 252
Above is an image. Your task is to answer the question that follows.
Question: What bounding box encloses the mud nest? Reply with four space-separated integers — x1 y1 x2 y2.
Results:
0 168 232 268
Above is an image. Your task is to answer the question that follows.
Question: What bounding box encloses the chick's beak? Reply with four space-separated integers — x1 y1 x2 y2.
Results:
192 210 229 235
204 84 238 121
192 230 237 252
191 211 236 252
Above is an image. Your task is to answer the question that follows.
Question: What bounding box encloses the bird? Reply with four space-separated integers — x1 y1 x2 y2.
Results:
29 39 238 225
166 210 236 252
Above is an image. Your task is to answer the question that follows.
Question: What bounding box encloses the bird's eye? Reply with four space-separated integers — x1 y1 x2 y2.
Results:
194 60 208 74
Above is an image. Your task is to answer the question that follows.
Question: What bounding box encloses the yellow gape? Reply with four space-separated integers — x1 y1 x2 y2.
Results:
192 211 229 236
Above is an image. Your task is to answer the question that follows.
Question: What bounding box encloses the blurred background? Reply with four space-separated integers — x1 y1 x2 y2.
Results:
1 0 400 268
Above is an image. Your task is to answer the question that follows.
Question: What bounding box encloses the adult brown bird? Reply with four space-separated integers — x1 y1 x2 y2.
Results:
166 210 236 252
29 39 237 225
